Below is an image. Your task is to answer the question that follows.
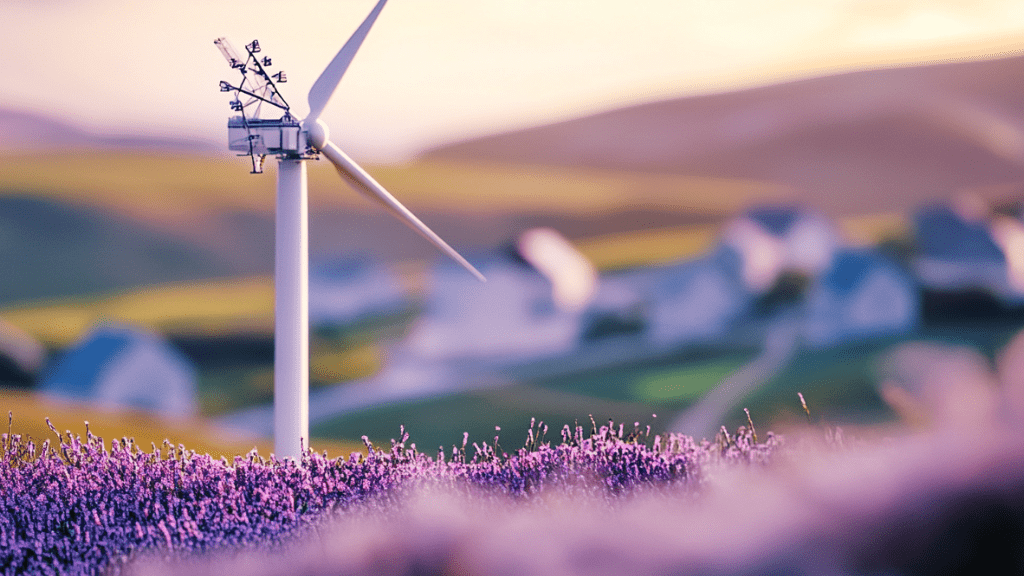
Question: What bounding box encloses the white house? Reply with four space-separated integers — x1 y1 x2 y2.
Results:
803 249 919 348
719 205 841 293
579 249 751 348
308 257 410 329
645 254 752 346
40 324 198 417
404 232 592 364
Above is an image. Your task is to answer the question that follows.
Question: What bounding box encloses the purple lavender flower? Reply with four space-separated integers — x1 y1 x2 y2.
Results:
0 415 777 575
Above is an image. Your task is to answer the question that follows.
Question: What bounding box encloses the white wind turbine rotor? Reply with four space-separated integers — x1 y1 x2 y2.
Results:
301 0 484 283
216 0 484 461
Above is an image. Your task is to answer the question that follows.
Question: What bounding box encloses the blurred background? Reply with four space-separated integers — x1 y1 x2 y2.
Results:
4 0 1024 455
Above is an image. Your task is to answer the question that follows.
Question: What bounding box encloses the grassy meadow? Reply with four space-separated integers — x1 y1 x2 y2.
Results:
311 351 758 451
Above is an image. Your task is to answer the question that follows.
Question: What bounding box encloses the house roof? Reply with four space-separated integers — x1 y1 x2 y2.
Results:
822 251 878 294
44 328 133 397
650 255 744 296
915 205 1005 263
426 243 548 292
817 249 906 296
744 206 804 237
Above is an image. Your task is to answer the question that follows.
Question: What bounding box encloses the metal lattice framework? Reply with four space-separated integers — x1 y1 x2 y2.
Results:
215 38 298 173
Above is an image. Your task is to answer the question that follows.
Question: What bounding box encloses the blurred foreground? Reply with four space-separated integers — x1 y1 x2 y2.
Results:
125 330 1024 576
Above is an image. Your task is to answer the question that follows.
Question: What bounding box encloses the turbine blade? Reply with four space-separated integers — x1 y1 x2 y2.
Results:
306 0 389 123
319 140 486 282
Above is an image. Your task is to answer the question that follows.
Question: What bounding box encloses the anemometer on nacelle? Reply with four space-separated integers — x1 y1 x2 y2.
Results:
215 37 310 173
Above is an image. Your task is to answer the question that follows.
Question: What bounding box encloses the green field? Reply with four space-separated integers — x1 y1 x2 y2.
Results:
1 276 275 346
311 349 756 450
633 359 749 402
311 385 667 453
310 313 1024 449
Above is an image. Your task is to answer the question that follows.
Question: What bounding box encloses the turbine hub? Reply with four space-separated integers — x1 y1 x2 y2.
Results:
304 118 330 150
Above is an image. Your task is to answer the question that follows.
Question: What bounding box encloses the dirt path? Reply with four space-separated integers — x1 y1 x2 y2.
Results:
668 313 800 440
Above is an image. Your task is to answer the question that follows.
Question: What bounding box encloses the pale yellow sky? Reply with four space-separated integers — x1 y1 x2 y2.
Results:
3 0 1024 161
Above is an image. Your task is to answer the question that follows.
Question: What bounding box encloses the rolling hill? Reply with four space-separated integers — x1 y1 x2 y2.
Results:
0 195 251 305
0 108 213 153
426 52 1024 216
0 146 791 307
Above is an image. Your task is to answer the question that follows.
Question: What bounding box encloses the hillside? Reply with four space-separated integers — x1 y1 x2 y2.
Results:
0 196 250 305
0 149 791 306
0 108 213 153
426 52 1024 216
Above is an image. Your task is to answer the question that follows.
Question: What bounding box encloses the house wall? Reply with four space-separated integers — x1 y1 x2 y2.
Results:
405 265 580 362
94 339 198 417
648 267 748 346
804 268 918 348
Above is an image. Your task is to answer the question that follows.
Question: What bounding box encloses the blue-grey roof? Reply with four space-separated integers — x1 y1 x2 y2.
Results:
818 250 906 296
706 245 747 287
822 251 878 295
745 206 803 237
41 328 134 397
915 205 1004 263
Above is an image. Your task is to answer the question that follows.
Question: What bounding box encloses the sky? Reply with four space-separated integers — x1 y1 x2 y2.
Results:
4 0 1024 162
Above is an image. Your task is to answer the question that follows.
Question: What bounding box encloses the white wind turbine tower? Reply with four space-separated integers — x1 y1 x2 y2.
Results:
215 0 485 461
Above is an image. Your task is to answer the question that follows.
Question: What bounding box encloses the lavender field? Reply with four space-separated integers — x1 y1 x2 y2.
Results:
3 415 776 575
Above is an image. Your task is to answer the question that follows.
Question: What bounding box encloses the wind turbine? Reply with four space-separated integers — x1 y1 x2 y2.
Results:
215 0 484 461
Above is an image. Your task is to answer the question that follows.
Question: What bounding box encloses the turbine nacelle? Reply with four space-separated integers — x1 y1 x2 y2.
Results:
227 116 304 157
302 118 330 151
224 115 326 158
